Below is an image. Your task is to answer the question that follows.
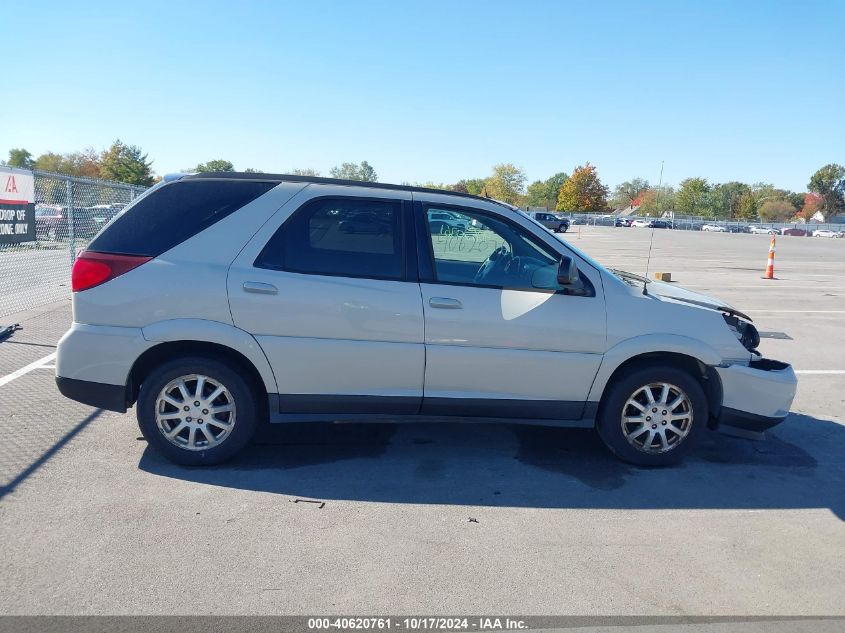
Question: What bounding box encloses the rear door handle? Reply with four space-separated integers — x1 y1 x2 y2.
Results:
243 281 278 295
429 297 462 309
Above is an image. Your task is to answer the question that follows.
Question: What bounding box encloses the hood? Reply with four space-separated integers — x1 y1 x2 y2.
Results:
610 269 752 321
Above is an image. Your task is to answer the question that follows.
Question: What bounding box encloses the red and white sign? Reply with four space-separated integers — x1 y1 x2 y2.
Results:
0 166 35 204
0 166 36 243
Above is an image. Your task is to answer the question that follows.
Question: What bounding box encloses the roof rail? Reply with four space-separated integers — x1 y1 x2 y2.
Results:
180 171 514 209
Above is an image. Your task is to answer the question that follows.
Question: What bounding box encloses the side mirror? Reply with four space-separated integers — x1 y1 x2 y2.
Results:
557 256 580 286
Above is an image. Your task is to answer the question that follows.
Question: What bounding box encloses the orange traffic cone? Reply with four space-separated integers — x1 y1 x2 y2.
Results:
762 236 776 279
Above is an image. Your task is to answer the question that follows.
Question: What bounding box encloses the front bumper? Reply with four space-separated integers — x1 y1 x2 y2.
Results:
714 358 797 438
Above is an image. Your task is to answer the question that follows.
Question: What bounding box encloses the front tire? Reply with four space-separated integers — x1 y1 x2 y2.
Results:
556 223 568 233
137 356 259 466
596 364 708 466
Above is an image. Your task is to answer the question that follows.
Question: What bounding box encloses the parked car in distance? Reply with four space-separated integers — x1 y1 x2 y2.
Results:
529 211 570 233
426 210 468 234
90 204 126 229
701 224 727 232
812 228 843 238
56 172 797 468
632 219 669 228
615 217 632 227
781 227 808 237
749 225 778 235
35 205 99 241
727 224 750 233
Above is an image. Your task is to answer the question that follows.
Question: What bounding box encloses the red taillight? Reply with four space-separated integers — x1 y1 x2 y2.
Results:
71 251 152 292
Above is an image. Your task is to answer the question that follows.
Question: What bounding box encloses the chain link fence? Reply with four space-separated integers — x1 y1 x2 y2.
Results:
1 170 147 318
529 208 844 234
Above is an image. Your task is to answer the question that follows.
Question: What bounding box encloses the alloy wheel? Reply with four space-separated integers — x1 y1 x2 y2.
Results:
155 374 237 451
620 382 693 454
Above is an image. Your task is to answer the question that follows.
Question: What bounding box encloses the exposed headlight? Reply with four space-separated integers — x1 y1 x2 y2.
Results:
723 313 760 353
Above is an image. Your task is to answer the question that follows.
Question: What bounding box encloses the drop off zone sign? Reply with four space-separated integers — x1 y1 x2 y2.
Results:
0 166 35 244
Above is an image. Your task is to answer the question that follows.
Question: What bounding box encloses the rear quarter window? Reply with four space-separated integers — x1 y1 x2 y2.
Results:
88 180 276 257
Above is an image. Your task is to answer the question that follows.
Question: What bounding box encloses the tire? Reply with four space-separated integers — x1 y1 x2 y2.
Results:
557 223 568 233
137 356 259 466
596 364 708 466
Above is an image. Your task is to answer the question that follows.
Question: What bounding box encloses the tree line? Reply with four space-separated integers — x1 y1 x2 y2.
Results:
3 143 843 222
1 144 379 189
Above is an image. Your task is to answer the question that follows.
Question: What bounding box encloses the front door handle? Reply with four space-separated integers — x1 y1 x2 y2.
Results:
243 281 278 295
429 297 462 309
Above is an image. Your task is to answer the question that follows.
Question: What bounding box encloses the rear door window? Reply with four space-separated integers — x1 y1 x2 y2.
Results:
88 179 276 257
255 197 404 280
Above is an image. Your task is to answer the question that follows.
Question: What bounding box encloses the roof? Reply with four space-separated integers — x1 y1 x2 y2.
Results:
180 171 512 209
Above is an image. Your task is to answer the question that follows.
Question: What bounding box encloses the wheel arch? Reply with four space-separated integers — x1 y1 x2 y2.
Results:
130 318 278 409
589 338 724 428
127 340 272 415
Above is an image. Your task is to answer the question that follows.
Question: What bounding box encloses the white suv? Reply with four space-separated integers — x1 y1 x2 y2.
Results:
56 173 797 466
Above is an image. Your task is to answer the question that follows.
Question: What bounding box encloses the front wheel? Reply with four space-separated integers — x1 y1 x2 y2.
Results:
556 223 568 233
137 356 259 466
596 364 708 466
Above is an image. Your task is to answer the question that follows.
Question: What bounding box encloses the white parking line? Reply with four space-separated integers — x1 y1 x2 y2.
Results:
795 370 845 375
0 352 57 388
746 310 845 314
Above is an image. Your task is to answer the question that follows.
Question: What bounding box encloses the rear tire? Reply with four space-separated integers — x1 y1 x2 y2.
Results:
596 364 708 466
137 356 259 466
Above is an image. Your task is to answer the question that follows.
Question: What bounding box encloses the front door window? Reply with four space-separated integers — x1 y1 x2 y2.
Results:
425 207 561 291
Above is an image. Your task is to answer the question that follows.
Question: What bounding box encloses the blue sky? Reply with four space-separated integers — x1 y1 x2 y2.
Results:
3 0 843 191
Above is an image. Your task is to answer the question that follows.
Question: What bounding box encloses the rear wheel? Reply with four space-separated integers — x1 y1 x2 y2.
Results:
596 364 708 466
137 356 259 466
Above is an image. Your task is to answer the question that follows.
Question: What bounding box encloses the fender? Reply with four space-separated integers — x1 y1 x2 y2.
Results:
587 333 722 402
141 319 279 394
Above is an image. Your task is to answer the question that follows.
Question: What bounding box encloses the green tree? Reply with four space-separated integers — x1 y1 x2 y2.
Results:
636 186 675 217
99 140 155 186
525 180 547 206
66 148 102 179
527 172 569 208
483 163 527 205
675 177 712 216
611 178 650 210
195 159 235 173
556 163 608 212
455 178 486 196
544 172 569 207
290 168 320 176
808 163 845 221
785 191 806 213
758 199 797 222
34 152 67 173
414 181 451 190
33 149 101 179
329 161 378 182
735 192 758 220
708 181 750 218
7 148 35 169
